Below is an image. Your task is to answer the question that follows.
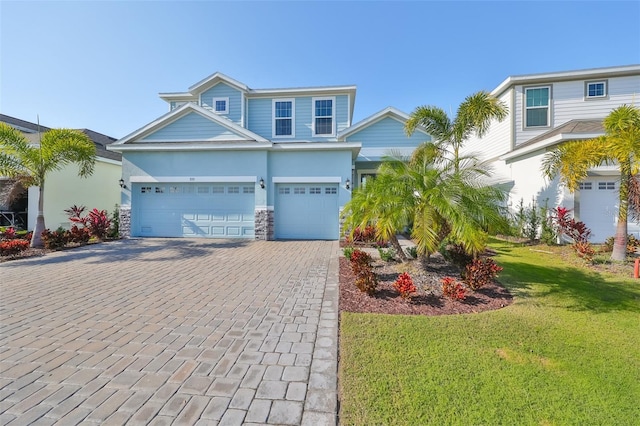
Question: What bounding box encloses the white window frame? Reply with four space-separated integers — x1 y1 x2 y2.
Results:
585 80 608 100
312 96 336 137
272 98 295 138
212 97 229 114
524 86 551 129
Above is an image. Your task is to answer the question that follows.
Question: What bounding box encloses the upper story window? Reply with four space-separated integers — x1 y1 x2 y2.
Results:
585 80 607 99
524 86 550 128
313 97 335 136
273 99 295 137
211 97 229 114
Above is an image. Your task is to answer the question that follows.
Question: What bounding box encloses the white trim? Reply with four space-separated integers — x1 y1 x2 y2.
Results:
254 205 268 210
272 98 296 138
338 106 430 140
585 80 608 99
500 132 603 161
312 96 336 137
131 175 257 183
96 157 122 166
110 142 273 152
188 72 250 94
272 176 341 183
211 97 229 114
523 85 551 129
248 86 356 97
357 146 415 161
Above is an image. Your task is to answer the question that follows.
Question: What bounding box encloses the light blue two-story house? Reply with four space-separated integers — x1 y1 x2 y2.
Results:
108 72 430 240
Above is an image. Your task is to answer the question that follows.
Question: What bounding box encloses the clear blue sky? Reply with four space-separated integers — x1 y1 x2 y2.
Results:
1 1 639 138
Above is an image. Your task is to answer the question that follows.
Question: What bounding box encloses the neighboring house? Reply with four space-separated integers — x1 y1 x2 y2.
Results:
0 115 122 231
108 73 430 240
462 65 640 242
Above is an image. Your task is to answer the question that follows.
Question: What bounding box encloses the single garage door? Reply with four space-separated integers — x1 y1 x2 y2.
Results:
275 183 339 240
133 182 255 238
578 179 618 242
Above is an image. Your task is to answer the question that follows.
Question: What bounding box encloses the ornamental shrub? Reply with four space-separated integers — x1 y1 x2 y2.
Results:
1 227 17 240
378 247 396 262
462 258 503 290
350 249 377 295
86 208 111 240
574 241 596 263
68 225 90 245
41 228 68 250
343 246 355 260
352 225 377 243
441 276 466 301
393 272 417 298
0 239 29 256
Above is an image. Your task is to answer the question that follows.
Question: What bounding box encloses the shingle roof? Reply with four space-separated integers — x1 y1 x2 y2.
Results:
513 119 604 151
0 114 121 161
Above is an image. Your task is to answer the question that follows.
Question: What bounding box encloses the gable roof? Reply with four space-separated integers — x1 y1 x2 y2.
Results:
338 106 429 140
0 114 121 162
111 102 269 145
500 119 604 161
491 64 640 97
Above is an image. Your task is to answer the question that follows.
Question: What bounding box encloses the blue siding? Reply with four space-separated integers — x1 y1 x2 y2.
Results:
345 117 430 148
267 150 351 208
141 112 243 141
200 83 243 124
247 95 350 141
247 98 272 139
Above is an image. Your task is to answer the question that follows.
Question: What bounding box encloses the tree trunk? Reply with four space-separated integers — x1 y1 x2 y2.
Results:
389 234 408 262
611 177 629 262
30 184 45 248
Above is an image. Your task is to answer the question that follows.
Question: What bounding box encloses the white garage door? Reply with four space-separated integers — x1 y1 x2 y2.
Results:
578 180 618 242
275 184 339 240
133 183 255 238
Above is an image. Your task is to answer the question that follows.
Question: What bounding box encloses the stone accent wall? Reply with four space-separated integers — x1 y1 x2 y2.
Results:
119 206 131 238
255 209 274 240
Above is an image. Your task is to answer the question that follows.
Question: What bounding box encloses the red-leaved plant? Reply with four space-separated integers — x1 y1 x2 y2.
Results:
441 276 466 301
393 272 417 298
462 258 503 290
350 249 378 295
0 239 30 256
1 227 17 240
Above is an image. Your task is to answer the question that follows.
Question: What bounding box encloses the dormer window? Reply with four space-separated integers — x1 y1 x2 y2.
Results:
212 97 229 114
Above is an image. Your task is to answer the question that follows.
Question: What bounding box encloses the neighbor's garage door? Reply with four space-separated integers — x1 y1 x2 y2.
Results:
578 179 618 242
133 182 255 238
275 184 339 240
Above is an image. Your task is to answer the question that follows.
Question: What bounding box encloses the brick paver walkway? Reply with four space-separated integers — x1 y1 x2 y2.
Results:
0 239 339 425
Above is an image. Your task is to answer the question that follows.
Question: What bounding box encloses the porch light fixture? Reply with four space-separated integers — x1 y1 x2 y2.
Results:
259 178 265 189
345 179 351 190
119 178 126 189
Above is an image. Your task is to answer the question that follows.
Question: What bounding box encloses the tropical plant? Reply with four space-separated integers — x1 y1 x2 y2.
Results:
0 123 96 247
542 105 640 261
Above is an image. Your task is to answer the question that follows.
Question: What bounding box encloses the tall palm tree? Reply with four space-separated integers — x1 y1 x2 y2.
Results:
405 91 508 170
0 123 96 247
542 105 640 261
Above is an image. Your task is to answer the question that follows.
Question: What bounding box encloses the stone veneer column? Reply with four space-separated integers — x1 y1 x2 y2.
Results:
254 208 274 240
119 206 131 238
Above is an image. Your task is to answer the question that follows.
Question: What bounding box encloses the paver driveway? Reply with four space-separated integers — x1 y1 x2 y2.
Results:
0 239 339 425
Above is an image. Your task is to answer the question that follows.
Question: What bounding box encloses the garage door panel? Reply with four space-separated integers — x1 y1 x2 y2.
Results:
275 184 338 240
134 183 255 238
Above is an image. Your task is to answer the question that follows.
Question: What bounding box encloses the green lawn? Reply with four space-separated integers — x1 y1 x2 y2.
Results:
339 240 640 425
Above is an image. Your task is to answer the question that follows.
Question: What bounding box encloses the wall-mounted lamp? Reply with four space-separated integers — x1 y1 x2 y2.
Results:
259 178 265 189
345 179 351 190
119 178 126 189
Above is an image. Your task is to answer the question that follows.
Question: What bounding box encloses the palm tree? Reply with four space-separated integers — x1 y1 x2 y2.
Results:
405 91 508 170
542 105 640 261
342 171 412 261
378 145 508 257
0 123 96 247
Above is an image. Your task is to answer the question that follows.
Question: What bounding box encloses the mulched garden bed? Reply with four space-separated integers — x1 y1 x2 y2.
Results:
339 250 513 316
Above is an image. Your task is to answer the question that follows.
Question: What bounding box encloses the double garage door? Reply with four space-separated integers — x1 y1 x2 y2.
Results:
133 182 255 238
274 183 339 240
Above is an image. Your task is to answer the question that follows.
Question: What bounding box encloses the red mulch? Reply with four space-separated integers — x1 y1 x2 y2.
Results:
339 251 513 316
